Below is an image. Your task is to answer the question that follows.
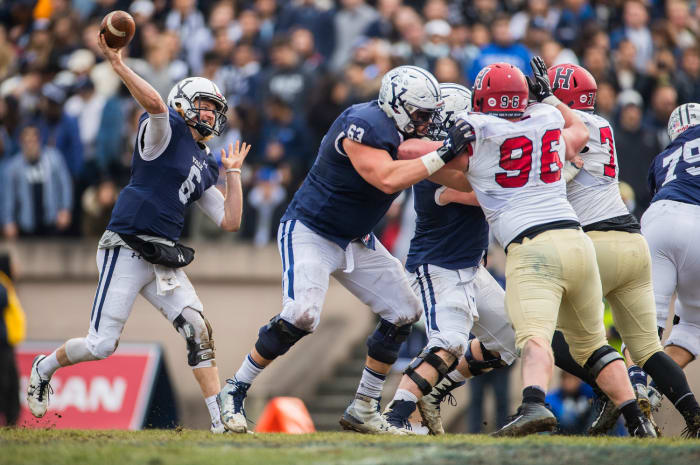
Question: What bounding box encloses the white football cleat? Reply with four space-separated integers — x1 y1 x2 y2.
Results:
210 421 227 434
417 377 464 435
26 355 52 418
339 394 411 435
217 378 250 433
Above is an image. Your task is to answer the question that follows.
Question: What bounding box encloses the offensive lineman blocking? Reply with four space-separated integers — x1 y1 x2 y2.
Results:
217 66 475 435
381 83 518 434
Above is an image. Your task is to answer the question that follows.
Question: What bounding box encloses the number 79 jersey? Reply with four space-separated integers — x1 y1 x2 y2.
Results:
649 125 700 206
459 103 578 247
566 110 630 226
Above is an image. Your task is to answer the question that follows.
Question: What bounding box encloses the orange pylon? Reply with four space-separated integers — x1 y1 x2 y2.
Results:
254 397 316 433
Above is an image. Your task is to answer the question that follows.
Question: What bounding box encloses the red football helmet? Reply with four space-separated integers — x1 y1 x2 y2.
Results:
547 64 597 111
471 63 528 118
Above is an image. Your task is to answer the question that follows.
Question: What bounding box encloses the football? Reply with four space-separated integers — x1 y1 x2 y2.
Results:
100 10 135 49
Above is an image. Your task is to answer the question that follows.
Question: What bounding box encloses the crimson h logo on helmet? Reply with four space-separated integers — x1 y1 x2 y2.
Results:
553 67 574 90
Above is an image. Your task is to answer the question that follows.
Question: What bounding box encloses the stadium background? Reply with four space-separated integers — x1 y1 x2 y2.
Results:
1 0 699 435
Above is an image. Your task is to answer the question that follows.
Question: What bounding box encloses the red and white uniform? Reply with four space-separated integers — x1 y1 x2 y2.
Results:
458 103 578 247
566 110 630 225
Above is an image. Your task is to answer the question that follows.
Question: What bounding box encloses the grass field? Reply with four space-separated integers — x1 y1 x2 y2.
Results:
2 429 700 465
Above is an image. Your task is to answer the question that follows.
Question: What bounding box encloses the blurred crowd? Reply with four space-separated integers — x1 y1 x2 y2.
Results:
1 0 699 249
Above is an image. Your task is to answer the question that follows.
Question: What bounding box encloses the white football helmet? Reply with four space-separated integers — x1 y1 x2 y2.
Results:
668 103 700 142
439 83 471 129
167 77 228 137
378 65 443 136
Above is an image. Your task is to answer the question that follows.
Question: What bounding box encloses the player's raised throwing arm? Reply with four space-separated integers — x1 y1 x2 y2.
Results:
528 56 588 159
97 33 167 114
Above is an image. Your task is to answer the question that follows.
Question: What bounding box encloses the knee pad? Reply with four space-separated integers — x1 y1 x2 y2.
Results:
584 345 624 379
427 331 469 359
466 340 507 376
255 314 310 360
90 337 120 360
65 338 99 363
173 308 215 368
404 347 457 396
366 319 412 364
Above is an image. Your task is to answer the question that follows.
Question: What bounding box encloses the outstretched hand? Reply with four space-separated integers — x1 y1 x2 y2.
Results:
221 140 251 170
526 56 553 103
97 32 123 65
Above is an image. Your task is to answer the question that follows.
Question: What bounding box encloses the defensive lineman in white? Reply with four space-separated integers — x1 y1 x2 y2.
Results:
454 58 654 437
26 33 251 433
549 64 700 438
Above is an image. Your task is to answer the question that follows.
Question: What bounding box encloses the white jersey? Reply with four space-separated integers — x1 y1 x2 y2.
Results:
566 110 630 226
459 103 579 247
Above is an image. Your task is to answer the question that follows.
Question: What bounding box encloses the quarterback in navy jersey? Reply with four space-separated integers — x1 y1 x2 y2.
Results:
642 103 700 401
218 66 475 435
384 83 517 435
26 33 251 433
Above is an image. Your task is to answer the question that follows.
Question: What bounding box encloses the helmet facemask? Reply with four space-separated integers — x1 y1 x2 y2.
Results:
183 95 228 138
406 104 443 138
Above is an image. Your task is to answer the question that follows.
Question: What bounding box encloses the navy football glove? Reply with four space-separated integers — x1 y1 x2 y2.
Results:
437 118 475 163
527 56 553 103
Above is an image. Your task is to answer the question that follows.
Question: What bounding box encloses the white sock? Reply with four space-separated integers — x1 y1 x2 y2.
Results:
234 354 264 385
206 395 222 426
356 366 387 399
393 388 418 403
447 369 466 383
38 352 61 379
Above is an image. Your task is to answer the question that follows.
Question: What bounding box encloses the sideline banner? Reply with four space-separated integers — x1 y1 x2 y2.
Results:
17 341 162 430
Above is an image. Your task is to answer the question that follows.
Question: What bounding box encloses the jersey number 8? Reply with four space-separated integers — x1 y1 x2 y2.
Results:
495 129 562 188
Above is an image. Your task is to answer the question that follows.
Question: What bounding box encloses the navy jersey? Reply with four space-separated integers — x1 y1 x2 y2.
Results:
108 108 219 242
406 180 489 272
282 101 403 248
649 125 700 206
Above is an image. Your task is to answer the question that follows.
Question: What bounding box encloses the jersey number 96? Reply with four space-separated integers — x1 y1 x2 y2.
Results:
495 129 562 188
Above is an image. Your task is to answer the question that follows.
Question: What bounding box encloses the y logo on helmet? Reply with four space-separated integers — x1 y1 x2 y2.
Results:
474 67 491 91
553 68 574 90
390 81 408 113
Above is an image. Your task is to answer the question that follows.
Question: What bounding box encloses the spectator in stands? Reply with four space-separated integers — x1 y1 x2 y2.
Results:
664 0 696 51
277 0 335 59
674 47 700 104
33 82 83 180
553 0 595 49
433 56 464 83
392 6 430 70
614 90 658 218
644 85 677 150
611 39 654 101
0 252 25 426
2 123 73 239
258 35 313 113
509 0 559 42
365 0 400 40
610 0 654 73
259 95 312 184
248 166 287 247
545 371 595 435
330 0 379 71
222 42 261 104
165 0 209 73
290 27 325 75
595 81 618 122
80 178 118 237
424 19 452 62
468 13 532 84
462 0 500 27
